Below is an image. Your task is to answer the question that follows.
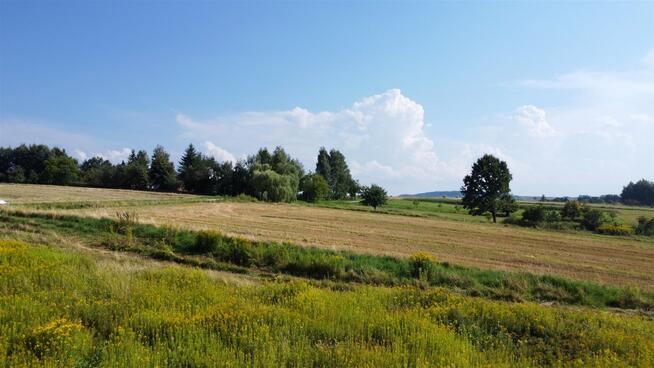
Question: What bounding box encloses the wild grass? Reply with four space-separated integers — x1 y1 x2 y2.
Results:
4 184 654 288
2 209 652 310
314 197 654 227
1 239 653 367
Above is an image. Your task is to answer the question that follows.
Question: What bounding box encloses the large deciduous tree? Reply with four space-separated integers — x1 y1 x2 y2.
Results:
248 146 303 202
43 151 79 185
299 173 330 202
621 179 654 206
360 184 388 210
315 147 355 200
460 154 514 223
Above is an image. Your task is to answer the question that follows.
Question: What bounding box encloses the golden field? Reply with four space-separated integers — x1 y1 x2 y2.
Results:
2 184 653 289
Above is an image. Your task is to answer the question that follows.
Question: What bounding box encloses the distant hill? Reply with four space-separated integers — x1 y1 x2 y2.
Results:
399 191 463 198
399 190 546 201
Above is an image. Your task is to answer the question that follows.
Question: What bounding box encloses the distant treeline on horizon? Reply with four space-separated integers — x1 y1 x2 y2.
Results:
1 143 653 207
401 191 638 205
0 143 361 203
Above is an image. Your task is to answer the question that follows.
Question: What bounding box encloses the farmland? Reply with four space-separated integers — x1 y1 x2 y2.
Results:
1 183 654 367
2 184 652 289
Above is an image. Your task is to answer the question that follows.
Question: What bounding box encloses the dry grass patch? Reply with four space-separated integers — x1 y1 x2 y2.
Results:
74 201 654 290
0 183 196 204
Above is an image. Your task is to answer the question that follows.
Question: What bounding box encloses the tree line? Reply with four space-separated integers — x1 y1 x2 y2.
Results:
536 181 653 206
0 143 389 205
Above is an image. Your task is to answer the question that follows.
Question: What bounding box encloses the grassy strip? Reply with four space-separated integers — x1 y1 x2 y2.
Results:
3 239 653 367
1 209 652 310
14 196 221 210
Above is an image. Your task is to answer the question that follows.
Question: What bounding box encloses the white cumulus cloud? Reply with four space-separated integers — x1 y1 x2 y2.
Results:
204 141 236 163
176 89 469 193
513 105 555 138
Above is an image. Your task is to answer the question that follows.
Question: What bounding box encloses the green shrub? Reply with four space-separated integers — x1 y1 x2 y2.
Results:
408 252 436 279
235 193 258 202
596 223 634 236
581 209 613 231
521 206 546 225
193 230 223 253
262 243 291 270
561 200 584 220
221 237 255 267
635 216 654 236
114 211 139 242
285 253 345 279
544 209 561 223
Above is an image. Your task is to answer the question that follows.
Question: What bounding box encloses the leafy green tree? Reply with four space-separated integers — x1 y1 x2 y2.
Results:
248 146 303 201
251 170 296 202
361 184 388 210
561 200 584 220
11 144 53 183
621 179 654 206
315 147 331 183
460 154 513 223
213 161 235 195
178 144 203 193
0 147 12 182
327 149 354 199
635 216 654 236
124 150 150 190
314 147 355 200
232 161 251 195
300 173 330 202
43 154 79 185
149 146 178 191
80 157 115 187
581 209 614 231
498 193 517 216
348 179 361 199
521 206 546 225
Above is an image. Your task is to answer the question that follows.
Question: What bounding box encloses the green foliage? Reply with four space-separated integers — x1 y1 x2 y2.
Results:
299 173 330 202
113 211 139 243
249 147 303 202
123 150 150 190
148 145 178 191
408 252 436 279
80 157 115 187
251 169 296 202
192 230 223 253
636 216 654 236
315 147 355 200
0 143 364 204
461 154 513 223
621 179 654 206
561 200 584 220
596 224 635 236
43 154 79 185
581 208 614 231
2 239 654 367
5 210 652 311
360 184 388 210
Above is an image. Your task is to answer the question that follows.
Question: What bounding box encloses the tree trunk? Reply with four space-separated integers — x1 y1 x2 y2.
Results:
492 211 497 223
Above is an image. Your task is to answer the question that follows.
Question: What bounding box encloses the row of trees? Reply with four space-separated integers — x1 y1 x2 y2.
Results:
0 144 389 205
539 180 654 206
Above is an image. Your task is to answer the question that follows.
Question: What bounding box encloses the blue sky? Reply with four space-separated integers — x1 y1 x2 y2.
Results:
1 1 653 195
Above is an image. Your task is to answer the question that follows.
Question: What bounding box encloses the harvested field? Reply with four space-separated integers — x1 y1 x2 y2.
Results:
0 183 196 204
2 184 653 289
77 201 654 289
